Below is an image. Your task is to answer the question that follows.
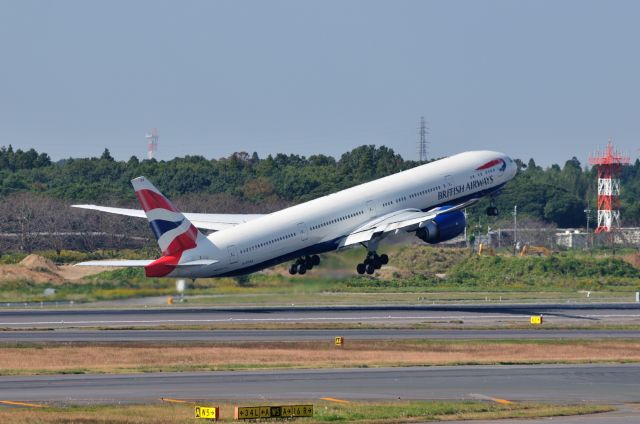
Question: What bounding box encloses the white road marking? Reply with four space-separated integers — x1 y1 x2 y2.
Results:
0 313 639 326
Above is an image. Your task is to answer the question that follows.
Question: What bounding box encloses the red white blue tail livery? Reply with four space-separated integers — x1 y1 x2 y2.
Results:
133 177 200 257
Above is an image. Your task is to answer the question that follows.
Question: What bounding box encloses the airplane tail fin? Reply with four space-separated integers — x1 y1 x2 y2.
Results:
132 176 207 276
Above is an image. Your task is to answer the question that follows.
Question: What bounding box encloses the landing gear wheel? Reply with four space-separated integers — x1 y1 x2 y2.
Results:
373 257 382 270
304 256 314 269
365 263 375 274
357 251 389 275
486 206 499 216
292 256 316 275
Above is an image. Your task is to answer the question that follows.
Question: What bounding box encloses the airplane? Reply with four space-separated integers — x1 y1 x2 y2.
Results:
73 150 517 278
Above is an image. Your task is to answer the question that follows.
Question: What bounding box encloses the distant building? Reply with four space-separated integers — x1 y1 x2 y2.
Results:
555 230 587 249
471 227 640 250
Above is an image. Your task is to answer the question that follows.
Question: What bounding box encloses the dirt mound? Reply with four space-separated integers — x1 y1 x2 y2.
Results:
19 254 59 272
0 265 64 284
58 264 114 281
0 255 108 284
623 253 640 269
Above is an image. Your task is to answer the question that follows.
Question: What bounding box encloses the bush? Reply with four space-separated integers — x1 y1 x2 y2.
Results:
447 253 640 291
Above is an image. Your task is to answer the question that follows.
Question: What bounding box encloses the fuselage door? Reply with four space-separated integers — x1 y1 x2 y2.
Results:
444 175 454 187
297 222 308 241
228 245 238 264
366 200 376 217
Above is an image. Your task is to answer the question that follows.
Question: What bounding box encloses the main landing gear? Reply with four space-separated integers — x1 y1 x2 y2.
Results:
288 255 320 275
486 206 499 216
356 252 388 275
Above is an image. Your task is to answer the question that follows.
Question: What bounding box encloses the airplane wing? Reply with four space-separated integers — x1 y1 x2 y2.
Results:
71 204 265 231
339 199 478 247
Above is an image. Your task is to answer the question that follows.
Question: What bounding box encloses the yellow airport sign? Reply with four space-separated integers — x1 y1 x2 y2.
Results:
530 315 543 325
234 406 271 419
234 405 313 420
335 336 344 346
282 405 313 417
195 405 219 420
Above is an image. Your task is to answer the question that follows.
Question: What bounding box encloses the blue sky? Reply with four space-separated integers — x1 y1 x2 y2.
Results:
1 0 639 166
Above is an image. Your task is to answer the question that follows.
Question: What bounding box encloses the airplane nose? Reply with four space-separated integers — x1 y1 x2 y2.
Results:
504 156 517 178
509 158 518 177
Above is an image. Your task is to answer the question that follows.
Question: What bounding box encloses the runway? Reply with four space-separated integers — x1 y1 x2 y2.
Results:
1 303 638 423
0 364 638 403
1 328 639 343
0 303 639 328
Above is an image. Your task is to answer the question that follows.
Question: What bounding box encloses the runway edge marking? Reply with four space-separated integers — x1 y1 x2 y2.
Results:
321 397 350 404
0 400 48 408
160 397 196 405
469 393 514 405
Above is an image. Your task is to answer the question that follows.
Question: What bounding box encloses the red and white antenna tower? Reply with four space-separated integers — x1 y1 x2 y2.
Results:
145 128 159 160
588 138 630 233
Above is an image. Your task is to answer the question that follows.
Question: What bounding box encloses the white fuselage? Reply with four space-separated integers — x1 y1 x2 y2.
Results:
177 150 517 277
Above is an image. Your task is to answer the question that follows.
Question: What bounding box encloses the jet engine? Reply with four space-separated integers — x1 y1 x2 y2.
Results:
415 210 465 244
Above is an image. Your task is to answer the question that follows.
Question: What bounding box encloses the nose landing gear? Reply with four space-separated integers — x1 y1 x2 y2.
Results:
288 255 320 275
486 193 501 216
356 252 388 275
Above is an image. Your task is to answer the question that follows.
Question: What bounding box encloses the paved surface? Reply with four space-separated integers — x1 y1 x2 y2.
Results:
1 303 639 328
0 364 638 404
443 404 640 424
0 328 639 343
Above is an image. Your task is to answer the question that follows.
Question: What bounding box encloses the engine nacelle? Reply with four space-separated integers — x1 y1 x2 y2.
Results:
415 210 465 244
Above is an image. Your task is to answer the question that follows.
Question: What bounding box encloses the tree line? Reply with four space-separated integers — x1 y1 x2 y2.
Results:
2 144 640 252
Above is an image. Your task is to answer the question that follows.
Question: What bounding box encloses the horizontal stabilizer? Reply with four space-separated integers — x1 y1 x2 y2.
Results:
75 260 154 267
75 259 218 267
174 259 218 266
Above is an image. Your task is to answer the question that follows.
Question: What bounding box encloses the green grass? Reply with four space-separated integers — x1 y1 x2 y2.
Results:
1 246 640 303
446 252 640 291
0 400 615 423
312 401 613 422
0 272 176 303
